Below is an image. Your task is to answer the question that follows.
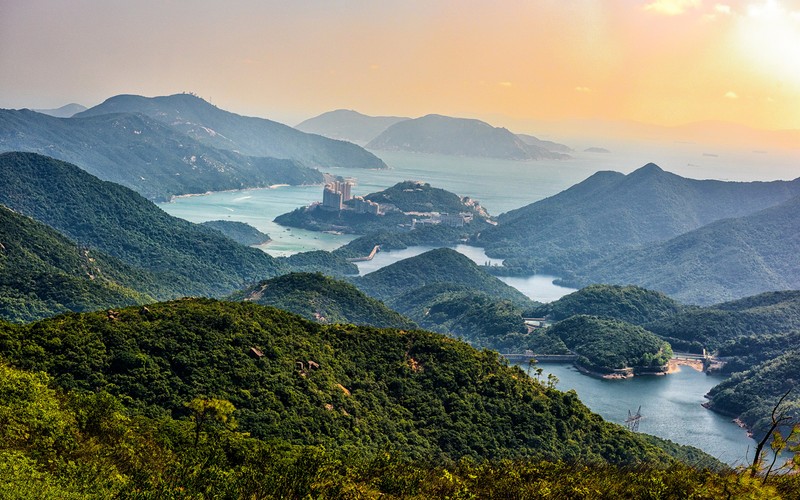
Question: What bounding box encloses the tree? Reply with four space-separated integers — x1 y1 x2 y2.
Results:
184 397 236 448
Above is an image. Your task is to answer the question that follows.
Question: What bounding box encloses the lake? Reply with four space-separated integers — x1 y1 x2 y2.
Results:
521 362 759 466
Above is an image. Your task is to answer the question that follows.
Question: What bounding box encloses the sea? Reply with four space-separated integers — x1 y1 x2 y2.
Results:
158 147 798 465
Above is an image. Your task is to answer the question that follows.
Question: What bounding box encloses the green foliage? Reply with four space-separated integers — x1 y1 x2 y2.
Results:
389 283 567 354
332 226 478 259
580 195 800 305
647 290 800 353
200 220 271 245
279 249 359 276
355 248 532 307
0 109 322 201
0 152 286 297
230 272 416 329
548 315 673 373
706 351 800 436
0 206 159 323
274 180 492 237
532 284 684 324
0 299 697 465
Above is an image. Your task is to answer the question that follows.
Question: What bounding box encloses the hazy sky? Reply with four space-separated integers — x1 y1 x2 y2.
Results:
1 0 799 131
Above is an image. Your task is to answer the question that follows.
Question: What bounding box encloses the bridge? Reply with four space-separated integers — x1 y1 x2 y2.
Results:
347 245 381 262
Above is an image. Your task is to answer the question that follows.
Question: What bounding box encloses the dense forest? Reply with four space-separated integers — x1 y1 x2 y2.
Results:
230 272 416 329
546 315 673 374
200 220 271 246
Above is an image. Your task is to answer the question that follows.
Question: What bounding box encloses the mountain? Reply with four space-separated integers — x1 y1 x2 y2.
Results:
388 283 566 354
0 297 701 466
477 163 800 275
0 152 286 297
200 220 271 245
580 195 800 305
366 114 569 160
32 103 87 117
355 248 532 306
0 205 161 322
516 133 573 153
705 350 800 438
531 284 684 325
77 93 387 170
231 272 416 329
278 250 358 276
295 109 409 145
0 108 322 201
646 290 800 354
547 315 673 375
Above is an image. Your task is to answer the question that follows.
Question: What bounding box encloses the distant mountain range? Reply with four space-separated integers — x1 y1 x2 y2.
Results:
580 195 800 304
477 163 800 280
0 152 286 299
295 109 409 145
0 108 321 201
297 109 571 160
366 114 570 160
32 103 87 118
77 94 387 170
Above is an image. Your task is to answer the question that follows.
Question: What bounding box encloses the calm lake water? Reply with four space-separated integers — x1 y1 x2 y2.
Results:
520 363 759 466
157 149 781 462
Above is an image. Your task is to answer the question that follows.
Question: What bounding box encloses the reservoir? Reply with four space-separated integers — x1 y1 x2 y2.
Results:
518 362 759 466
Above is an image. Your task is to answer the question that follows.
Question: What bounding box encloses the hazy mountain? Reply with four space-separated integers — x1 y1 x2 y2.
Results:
516 133 572 153
0 152 286 297
0 205 161 323
355 248 532 306
295 109 409 145
231 272 416 329
32 103 87 118
77 93 387 169
477 163 800 274
580 195 800 305
0 108 321 201
366 114 569 160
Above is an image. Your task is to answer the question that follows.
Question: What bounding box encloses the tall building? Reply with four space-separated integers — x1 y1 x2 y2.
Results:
322 186 343 210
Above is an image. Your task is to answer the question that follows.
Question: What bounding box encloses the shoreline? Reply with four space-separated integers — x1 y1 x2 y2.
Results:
573 363 670 380
165 182 321 203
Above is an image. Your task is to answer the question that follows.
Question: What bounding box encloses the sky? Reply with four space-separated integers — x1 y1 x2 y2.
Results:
1 0 799 133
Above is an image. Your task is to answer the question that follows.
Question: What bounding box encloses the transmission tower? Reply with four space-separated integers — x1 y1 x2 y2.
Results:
624 405 642 432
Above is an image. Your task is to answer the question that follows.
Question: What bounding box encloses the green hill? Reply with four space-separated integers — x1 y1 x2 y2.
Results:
581 195 800 305
0 152 286 297
355 248 533 306
275 180 491 236
0 206 160 322
200 220 271 245
77 93 387 170
0 298 705 466
705 350 800 439
476 164 800 276
231 272 416 329
0 109 321 201
389 283 567 354
278 249 359 276
531 284 684 324
646 290 800 353
547 315 673 374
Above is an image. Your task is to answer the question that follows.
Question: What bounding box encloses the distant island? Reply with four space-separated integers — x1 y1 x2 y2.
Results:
367 114 570 160
584 147 611 153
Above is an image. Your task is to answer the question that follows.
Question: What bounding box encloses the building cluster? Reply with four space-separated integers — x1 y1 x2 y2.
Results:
320 178 383 215
411 212 473 228
321 179 354 210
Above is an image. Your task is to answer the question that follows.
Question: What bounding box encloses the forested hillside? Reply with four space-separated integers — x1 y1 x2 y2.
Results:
0 152 286 297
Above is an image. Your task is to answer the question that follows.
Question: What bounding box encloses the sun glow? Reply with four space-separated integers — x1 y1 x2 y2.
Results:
737 0 800 85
